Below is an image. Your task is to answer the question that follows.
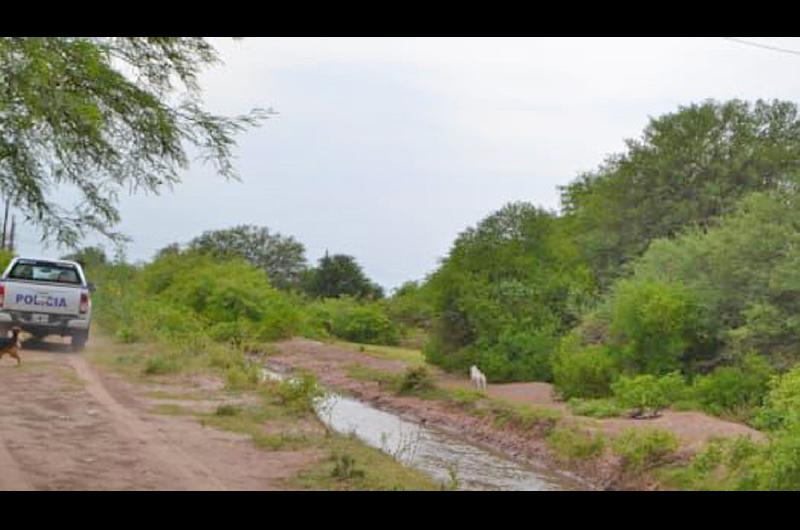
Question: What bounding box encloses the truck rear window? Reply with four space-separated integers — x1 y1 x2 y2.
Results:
7 261 82 285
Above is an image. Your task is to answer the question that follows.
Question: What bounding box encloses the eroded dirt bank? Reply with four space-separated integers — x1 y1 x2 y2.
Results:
266 338 765 490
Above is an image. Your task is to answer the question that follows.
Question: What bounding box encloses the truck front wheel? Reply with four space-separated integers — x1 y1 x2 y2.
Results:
72 331 89 352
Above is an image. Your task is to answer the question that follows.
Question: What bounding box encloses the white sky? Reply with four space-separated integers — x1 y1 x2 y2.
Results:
15 37 800 291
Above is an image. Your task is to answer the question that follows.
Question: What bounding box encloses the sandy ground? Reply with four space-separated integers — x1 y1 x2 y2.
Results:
0 337 315 491
267 338 766 488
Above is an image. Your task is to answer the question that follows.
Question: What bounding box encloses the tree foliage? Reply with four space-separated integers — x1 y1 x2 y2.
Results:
425 202 594 381
302 253 384 300
560 99 800 287
0 37 266 247
187 225 307 290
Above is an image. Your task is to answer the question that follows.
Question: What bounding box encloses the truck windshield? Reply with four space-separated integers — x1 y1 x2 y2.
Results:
7 261 82 285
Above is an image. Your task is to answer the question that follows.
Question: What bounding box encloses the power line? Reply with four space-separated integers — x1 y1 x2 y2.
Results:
722 37 800 57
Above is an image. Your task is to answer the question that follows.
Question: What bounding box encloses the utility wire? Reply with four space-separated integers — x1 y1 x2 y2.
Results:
723 37 800 57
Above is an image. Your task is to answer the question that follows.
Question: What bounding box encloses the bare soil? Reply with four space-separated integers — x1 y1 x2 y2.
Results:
0 337 317 491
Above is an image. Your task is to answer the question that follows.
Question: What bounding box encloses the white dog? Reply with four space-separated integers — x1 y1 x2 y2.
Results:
470 365 487 391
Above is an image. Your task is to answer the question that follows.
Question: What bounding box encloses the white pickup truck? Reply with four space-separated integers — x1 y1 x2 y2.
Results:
0 257 94 350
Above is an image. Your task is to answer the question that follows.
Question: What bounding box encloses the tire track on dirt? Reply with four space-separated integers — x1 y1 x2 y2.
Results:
0 432 33 491
67 355 228 491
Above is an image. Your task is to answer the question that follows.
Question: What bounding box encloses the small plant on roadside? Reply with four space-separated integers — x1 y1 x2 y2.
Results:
443 462 461 490
274 373 325 415
331 453 365 480
114 326 138 344
143 353 183 375
225 363 260 391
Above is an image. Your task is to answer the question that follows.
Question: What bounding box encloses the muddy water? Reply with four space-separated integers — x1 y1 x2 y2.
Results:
261 369 585 491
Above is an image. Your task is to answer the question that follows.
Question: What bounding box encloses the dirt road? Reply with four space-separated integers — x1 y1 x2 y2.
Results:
0 338 315 491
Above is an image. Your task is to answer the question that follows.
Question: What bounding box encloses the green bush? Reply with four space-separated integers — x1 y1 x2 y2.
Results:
0 249 15 273
396 366 436 396
693 355 774 420
476 329 557 382
552 333 621 399
609 279 703 374
611 428 679 472
612 372 688 417
754 365 800 431
225 363 260 391
547 426 606 460
307 297 400 345
274 373 324 415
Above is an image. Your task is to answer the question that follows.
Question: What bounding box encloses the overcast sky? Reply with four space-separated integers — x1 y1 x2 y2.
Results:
15 37 800 291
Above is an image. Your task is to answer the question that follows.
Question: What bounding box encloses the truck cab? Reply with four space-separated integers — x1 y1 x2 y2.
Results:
0 257 94 350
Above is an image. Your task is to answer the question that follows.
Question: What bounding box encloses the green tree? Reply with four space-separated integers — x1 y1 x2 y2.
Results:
0 37 266 247
425 202 594 381
62 246 108 269
303 253 384 300
560 99 800 288
187 225 307 290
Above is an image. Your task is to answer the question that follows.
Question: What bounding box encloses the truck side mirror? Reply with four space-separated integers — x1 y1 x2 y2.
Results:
87 282 97 293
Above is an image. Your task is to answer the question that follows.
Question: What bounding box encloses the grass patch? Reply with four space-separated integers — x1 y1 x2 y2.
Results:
612 427 680 472
442 387 486 412
201 403 310 452
335 341 426 366
289 434 438 491
483 400 561 435
144 353 184 375
151 403 193 416
567 398 624 418
347 363 400 386
547 425 606 461
273 373 325 415
144 390 207 401
215 404 242 416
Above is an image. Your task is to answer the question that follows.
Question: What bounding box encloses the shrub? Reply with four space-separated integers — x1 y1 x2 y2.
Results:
611 428 679 472
331 453 365 480
422 335 478 374
274 373 324 415
754 364 800 431
745 424 800 490
476 330 557 382
609 279 703 374
693 355 774 420
552 333 621 399
307 297 400 345
547 426 606 460
612 372 688 417
225 363 260 391
0 249 14 273
396 366 436 396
